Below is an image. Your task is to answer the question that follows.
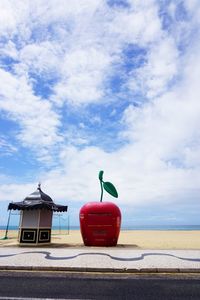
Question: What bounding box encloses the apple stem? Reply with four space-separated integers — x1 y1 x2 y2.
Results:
100 180 103 202
99 170 104 202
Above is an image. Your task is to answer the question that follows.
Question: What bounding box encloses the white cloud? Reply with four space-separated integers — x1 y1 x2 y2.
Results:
119 33 200 207
0 0 173 108
29 0 167 106
0 182 37 203
128 36 179 98
0 69 62 161
0 0 199 227
19 42 60 76
108 0 162 46
183 0 199 14
0 40 18 60
51 44 115 105
0 1 32 41
0 136 17 155
0 1 18 36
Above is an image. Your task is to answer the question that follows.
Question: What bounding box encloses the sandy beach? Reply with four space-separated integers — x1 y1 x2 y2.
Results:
1 229 200 249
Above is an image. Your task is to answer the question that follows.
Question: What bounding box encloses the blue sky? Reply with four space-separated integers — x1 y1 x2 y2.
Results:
0 0 200 228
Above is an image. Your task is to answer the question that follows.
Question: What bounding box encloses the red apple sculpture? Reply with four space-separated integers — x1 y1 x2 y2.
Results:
79 171 121 246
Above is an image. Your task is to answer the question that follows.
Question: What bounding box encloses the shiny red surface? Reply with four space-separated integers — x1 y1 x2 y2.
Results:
79 201 121 246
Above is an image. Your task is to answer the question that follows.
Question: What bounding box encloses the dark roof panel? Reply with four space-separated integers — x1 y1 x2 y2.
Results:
8 184 68 212
24 184 53 202
8 201 68 212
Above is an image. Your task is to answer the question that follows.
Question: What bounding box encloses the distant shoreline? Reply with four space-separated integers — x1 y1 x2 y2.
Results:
1 225 200 231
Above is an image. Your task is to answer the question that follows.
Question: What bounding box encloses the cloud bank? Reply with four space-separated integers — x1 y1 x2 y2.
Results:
0 0 199 225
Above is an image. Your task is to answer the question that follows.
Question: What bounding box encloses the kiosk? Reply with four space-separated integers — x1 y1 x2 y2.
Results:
8 184 67 244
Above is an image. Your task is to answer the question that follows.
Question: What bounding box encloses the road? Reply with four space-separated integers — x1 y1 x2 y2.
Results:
0 271 200 299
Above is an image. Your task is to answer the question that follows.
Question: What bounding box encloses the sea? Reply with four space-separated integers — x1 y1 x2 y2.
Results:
1 225 200 231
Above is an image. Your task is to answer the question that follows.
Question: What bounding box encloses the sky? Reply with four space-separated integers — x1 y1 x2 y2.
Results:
0 0 200 228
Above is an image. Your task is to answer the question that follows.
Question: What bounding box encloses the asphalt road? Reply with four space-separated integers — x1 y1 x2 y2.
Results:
0 271 200 300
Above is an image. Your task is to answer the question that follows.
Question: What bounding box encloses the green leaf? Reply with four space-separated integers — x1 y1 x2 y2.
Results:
103 181 118 198
98 170 104 181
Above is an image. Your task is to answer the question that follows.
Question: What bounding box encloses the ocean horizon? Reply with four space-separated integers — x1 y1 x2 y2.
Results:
1 225 200 231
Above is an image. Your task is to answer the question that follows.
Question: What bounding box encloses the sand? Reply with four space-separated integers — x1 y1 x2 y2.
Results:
1 229 200 249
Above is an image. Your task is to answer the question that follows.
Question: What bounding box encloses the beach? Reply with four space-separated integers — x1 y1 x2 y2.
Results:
1 229 200 249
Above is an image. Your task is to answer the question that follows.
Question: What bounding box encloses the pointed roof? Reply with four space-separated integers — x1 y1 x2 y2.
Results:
24 183 53 203
8 184 68 212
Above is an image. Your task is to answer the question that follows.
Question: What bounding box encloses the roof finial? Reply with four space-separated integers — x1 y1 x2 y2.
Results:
38 182 41 190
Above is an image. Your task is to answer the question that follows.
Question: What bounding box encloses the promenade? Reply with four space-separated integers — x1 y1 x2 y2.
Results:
1 247 200 273
1 230 200 273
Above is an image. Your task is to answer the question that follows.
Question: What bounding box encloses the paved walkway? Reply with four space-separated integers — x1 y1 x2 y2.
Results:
0 247 200 273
